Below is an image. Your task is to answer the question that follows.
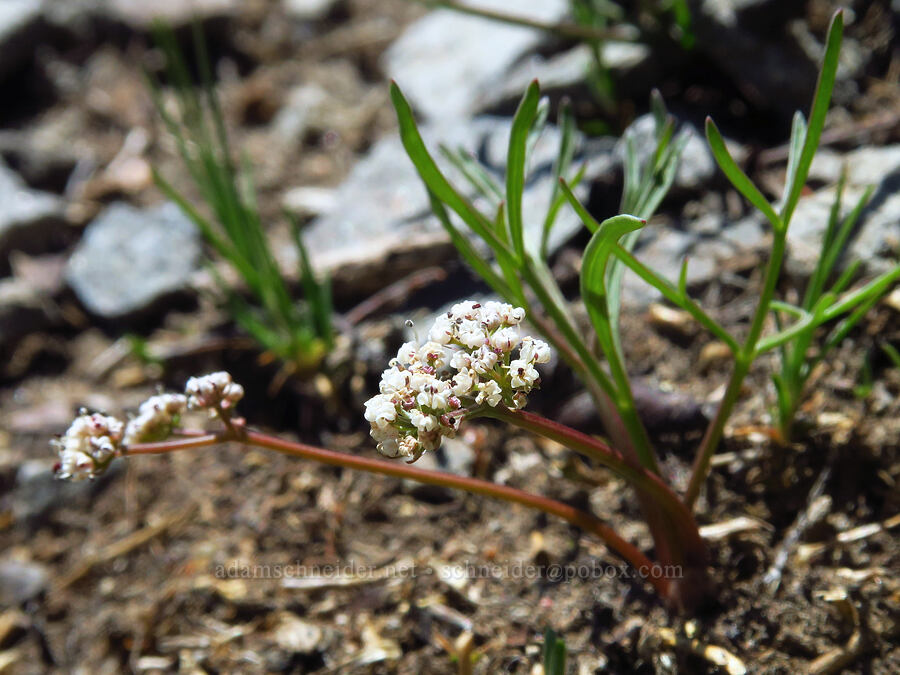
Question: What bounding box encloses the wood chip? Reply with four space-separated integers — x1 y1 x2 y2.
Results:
654 627 747 675
699 516 771 541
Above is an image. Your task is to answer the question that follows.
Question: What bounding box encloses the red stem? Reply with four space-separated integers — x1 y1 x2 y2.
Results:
125 428 671 598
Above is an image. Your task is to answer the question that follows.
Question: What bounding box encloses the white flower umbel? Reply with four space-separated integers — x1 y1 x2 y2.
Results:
185 371 244 417
364 301 551 462
53 411 125 481
124 393 188 445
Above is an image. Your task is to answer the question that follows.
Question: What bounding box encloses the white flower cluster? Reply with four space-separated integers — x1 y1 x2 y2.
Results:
364 301 550 462
52 412 124 481
123 393 187 445
54 372 245 481
185 371 244 413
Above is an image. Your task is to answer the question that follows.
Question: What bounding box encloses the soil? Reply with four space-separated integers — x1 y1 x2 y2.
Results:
1 1 899 673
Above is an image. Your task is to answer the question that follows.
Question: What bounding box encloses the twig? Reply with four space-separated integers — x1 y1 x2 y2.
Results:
808 588 867 675
763 455 834 593
343 266 448 326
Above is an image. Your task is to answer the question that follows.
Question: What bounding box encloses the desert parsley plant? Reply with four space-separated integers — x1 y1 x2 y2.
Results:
389 8 895 605
149 25 333 379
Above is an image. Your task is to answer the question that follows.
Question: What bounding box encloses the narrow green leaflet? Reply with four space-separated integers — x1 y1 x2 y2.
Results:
705 118 781 230
780 112 807 207
580 214 646 341
781 10 843 225
390 82 511 258
540 99 578 258
506 80 541 258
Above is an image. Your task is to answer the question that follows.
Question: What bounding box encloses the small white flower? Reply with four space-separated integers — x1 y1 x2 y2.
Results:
451 369 475 397
124 393 187 445
471 346 498 375
519 337 551 364
364 394 397 429
476 380 503 407
408 409 438 433
456 320 486 350
185 371 244 412
54 412 125 481
508 359 540 389
379 367 409 395
366 300 550 462
428 314 454 344
418 341 449 369
449 350 472 371
449 301 480 320
490 327 520 353
395 341 418 365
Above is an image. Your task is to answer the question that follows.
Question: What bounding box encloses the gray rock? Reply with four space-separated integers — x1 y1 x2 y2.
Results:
721 216 766 250
66 202 201 319
43 0 239 42
0 557 49 605
382 0 569 122
0 160 67 274
0 0 44 81
621 214 768 308
298 116 613 297
270 83 330 148
281 185 338 221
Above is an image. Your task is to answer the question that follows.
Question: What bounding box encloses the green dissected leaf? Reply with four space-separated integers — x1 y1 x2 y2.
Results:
559 178 601 233
809 181 874 308
705 118 781 230
507 80 541 258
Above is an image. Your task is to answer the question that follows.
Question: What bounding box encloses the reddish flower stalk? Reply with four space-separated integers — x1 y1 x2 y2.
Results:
127 424 673 599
